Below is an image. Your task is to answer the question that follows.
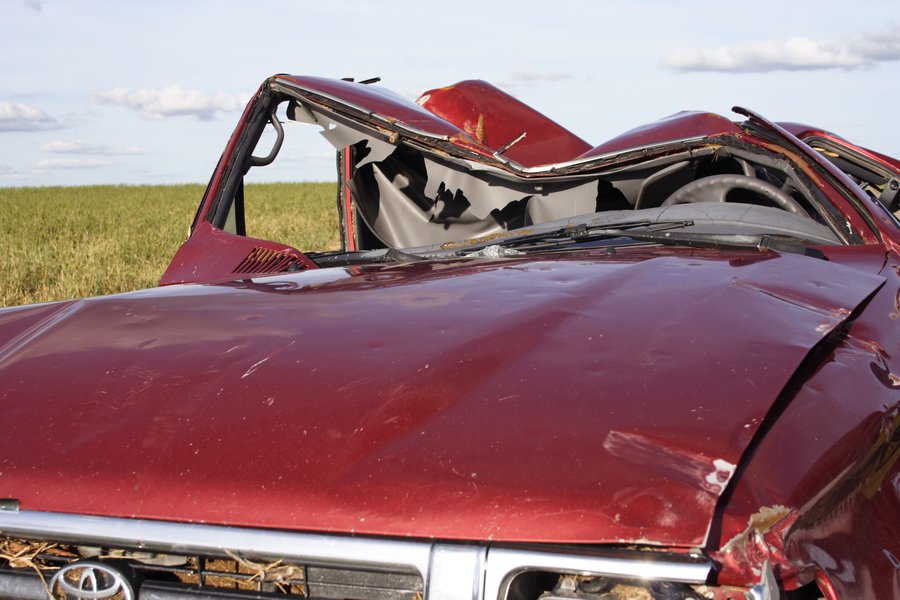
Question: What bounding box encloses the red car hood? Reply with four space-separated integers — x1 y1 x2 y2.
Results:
0 249 884 548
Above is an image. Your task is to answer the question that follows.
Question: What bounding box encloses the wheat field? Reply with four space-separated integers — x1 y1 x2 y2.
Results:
1 182 338 308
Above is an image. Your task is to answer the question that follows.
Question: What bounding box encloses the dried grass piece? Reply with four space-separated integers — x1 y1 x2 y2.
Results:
0 538 60 600
223 550 305 586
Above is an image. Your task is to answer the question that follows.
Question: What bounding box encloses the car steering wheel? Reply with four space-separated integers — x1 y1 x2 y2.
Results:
660 174 805 215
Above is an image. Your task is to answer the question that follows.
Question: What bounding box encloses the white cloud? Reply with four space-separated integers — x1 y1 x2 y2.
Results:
23 0 42 13
41 140 145 155
33 158 112 170
661 25 900 73
91 85 247 120
0 100 65 131
849 26 900 62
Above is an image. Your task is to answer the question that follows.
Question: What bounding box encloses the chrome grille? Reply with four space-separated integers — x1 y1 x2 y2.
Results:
0 537 422 600
0 510 717 600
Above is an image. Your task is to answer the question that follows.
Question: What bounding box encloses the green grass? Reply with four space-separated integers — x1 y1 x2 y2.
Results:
1 182 338 308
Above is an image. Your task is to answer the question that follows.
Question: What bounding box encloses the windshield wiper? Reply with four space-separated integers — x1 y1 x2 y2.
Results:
596 230 826 257
311 218 825 267
457 220 825 258
452 220 695 255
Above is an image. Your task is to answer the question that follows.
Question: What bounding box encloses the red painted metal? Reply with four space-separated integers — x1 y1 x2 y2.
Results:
416 80 592 167
0 249 884 550
577 111 743 159
780 121 900 252
711 248 899 597
160 221 317 286
343 146 356 252
738 110 884 246
779 122 900 173
192 83 265 228
232 247 307 275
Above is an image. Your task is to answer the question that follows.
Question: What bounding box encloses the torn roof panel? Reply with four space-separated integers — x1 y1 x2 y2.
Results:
417 80 593 167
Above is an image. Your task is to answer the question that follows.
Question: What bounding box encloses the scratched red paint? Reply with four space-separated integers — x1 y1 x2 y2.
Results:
0 249 884 549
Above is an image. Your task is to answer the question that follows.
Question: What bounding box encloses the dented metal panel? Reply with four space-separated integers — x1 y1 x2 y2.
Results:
0 250 883 548
711 251 899 596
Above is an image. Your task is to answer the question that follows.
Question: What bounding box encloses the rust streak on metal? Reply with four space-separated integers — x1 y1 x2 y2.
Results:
463 113 485 144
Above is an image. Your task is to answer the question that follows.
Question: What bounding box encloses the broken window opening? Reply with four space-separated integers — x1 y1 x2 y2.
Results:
214 87 848 259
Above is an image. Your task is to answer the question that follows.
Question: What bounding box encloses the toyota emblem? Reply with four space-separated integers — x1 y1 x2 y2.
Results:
49 561 134 600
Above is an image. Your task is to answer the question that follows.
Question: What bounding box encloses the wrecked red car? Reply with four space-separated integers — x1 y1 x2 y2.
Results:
1 75 898 600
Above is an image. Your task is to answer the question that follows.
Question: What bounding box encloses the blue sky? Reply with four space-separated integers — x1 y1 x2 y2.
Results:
1 0 898 187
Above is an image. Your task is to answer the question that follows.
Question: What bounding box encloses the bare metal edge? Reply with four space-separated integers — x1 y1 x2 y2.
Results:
747 561 780 600
0 510 711 600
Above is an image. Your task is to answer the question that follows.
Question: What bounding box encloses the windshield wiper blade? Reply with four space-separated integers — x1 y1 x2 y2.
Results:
457 219 824 259
600 230 825 256
546 228 825 258
455 220 695 255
